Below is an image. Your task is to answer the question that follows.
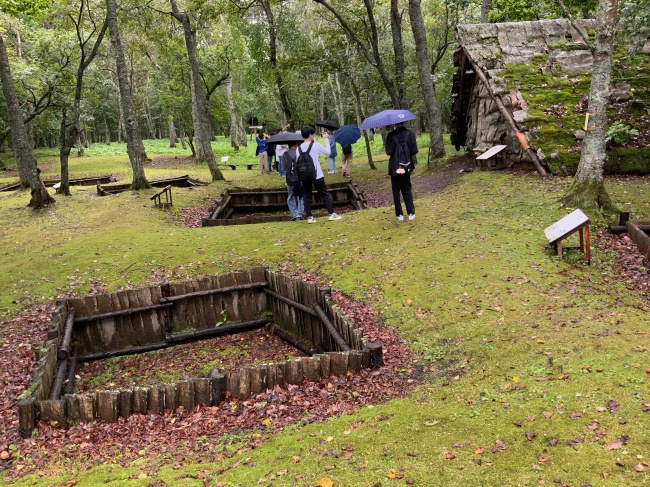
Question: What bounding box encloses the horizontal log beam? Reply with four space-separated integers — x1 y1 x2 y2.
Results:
264 288 318 317
267 324 313 356
75 302 173 324
160 281 268 303
166 318 270 343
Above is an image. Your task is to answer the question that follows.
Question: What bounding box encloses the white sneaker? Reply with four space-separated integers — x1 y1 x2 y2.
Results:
307 216 316 224
408 214 415 221
328 213 342 221
397 215 404 221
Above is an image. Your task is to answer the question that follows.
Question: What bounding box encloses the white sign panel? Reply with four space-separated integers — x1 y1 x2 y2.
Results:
544 209 590 244
476 145 507 160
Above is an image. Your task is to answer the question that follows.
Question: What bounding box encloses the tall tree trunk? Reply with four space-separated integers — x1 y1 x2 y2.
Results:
106 0 150 189
348 76 376 170
408 0 446 159
104 119 111 144
225 77 239 151
170 0 223 181
481 0 490 23
180 125 187 150
563 0 619 215
0 35 54 207
169 116 177 148
260 0 291 122
390 0 408 108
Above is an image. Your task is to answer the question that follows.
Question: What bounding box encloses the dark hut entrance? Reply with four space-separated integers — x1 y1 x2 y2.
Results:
18 268 382 435
202 182 367 226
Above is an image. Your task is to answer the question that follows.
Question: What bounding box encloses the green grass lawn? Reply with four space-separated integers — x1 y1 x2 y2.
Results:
1 137 649 486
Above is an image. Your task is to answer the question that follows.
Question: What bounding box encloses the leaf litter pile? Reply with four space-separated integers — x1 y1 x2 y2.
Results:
0 270 419 479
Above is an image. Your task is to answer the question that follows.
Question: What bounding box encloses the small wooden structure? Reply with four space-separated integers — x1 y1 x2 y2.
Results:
544 209 591 263
97 175 207 196
150 185 172 209
475 144 507 170
0 175 115 192
203 182 367 226
17 268 381 434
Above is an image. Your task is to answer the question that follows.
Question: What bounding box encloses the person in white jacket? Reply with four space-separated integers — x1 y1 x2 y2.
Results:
297 126 342 223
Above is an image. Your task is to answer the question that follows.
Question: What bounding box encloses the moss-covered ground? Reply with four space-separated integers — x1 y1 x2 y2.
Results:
1 137 649 486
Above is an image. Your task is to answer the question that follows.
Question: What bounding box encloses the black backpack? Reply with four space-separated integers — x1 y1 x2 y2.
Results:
394 140 413 174
284 149 299 185
296 141 315 182
342 144 352 155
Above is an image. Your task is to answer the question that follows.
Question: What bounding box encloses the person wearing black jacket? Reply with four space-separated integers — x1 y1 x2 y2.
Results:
385 122 418 221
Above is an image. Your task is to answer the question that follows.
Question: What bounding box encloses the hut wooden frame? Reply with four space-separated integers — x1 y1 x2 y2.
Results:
17 267 382 436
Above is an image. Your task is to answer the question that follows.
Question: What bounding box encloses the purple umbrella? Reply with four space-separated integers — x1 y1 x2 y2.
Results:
360 109 417 130
332 125 361 146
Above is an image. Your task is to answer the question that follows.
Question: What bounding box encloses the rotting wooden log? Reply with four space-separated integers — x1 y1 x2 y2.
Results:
149 387 166 415
317 354 331 378
49 358 68 401
194 378 211 406
462 48 547 176
367 342 384 369
267 324 313 356
209 370 225 406
160 281 268 304
64 394 80 425
249 365 268 394
78 394 95 422
329 352 349 376
63 347 79 396
302 356 322 382
313 305 351 352
79 342 169 363
97 391 120 423
132 387 149 414
18 398 35 438
119 390 133 419
348 350 363 373
167 318 269 344
39 399 66 427
264 288 318 317
164 383 179 411
73 302 172 324
57 308 75 360
285 359 304 385
178 380 195 410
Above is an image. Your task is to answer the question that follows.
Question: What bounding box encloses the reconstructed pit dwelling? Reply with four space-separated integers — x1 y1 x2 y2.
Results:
203 182 367 225
17 268 382 437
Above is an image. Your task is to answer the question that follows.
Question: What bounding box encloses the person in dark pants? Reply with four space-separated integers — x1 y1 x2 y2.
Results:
297 125 342 223
385 122 418 221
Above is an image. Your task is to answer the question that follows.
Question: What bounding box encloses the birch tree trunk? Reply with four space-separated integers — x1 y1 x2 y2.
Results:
106 0 149 189
170 0 223 181
563 0 618 215
0 35 54 207
225 77 239 151
408 0 446 159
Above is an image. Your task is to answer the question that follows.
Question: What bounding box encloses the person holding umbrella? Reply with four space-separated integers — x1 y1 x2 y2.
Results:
385 121 418 221
326 128 337 174
332 125 361 178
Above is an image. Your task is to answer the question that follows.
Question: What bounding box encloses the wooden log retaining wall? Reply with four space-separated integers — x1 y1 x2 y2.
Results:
17 268 381 435
626 221 650 261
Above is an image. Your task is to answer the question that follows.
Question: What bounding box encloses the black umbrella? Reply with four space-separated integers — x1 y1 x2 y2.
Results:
315 120 341 131
266 132 304 145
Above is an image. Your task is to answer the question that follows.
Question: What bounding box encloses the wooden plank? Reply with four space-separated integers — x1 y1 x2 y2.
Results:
78 394 95 422
126 290 147 345
116 291 138 346
132 387 149 414
119 390 132 418
63 394 79 425
544 209 590 245
170 283 189 332
178 380 195 410
194 378 211 406
164 383 179 411
476 144 507 160
209 370 225 406
39 399 66 427
218 273 237 326
187 279 207 329
136 288 156 343
251 267 267 315
199 277 217 328
95 294 117 350
97 390 119 423
148 387 165 415
147 287 164 340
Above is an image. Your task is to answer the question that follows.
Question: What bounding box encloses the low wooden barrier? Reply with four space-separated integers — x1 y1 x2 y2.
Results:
97 175 207 196
17 267 381 434
150 185 172 209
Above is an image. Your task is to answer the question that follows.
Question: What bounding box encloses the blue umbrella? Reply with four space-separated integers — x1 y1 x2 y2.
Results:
360 109 417 130
332 125 361 146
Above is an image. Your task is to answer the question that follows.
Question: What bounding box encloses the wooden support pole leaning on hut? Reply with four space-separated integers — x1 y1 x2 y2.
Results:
58 308 75 360
461 48 548 176
313 304 351 352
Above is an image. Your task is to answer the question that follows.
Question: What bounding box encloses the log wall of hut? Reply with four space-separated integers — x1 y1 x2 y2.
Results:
18 268 381 434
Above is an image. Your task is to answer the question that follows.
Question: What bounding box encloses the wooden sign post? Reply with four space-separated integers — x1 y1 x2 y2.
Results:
544 209 591 264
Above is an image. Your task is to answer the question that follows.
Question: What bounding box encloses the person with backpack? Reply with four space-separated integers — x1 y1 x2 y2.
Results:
296 126 342 223
385 122 418 221
341 144 353 177
282 141 304 220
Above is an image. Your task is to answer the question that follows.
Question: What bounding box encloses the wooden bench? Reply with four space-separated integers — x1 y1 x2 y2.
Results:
246 164 255 170
150 185 172 209
544 209 591 264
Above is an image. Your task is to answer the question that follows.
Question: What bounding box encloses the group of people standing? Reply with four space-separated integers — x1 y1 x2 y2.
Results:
255 121 418 223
